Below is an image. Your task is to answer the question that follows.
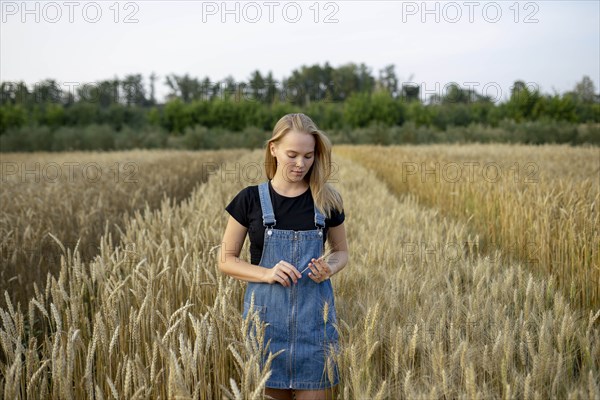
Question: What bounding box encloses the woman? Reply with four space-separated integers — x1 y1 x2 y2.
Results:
218 113 349 400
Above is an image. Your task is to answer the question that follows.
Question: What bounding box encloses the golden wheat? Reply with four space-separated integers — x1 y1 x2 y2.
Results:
0 146 598 399
1 149 248 310
336 143 600 310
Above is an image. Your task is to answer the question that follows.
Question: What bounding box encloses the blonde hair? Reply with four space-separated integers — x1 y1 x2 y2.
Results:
264 113 344 219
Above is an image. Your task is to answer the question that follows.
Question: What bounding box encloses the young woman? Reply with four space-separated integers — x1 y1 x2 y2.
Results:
218 113 349 400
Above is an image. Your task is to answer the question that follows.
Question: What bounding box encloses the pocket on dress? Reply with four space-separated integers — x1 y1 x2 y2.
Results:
317 330 341 387
317 324 341 355
242 301 267 321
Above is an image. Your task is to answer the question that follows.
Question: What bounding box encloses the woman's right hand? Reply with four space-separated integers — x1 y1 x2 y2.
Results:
261 260 302 287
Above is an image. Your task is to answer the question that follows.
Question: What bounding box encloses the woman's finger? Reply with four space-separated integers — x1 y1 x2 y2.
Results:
311 259 323 274
309 258 331 282
315 258 331 275
308 264 320 281
279 260 302 278
282 266 298 284
274 263 297 284
275 270 289 287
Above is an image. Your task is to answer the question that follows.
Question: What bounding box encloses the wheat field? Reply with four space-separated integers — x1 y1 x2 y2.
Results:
336 143 600 310
1 146 599 399
0 149 247 308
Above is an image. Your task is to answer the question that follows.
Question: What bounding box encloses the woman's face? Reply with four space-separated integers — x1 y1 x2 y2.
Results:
271 130 316 183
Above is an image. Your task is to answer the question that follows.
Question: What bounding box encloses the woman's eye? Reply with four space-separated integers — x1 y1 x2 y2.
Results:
288 155 313 159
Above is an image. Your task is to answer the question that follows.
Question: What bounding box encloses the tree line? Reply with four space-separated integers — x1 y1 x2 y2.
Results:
1 63 599 150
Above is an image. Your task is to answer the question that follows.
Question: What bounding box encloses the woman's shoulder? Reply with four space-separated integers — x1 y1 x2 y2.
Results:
325 205 345 227
235 184 260 201
246 183 260 195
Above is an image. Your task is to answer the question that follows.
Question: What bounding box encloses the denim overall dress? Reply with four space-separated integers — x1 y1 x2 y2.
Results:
242 181 340 389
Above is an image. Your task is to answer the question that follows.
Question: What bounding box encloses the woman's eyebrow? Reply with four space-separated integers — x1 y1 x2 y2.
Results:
286 149 314 154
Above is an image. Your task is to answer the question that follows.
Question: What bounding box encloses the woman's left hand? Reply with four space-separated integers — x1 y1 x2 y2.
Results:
307 257 332 283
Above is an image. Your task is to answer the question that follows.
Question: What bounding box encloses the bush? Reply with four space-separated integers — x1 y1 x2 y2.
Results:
82 124 115 150
0 104 28 133
182 125 215 150
141 127 169 148
115 125 168 150
0 124 54 152
1 119 597 153
51 126 83 151
574 123 600 145
242 126 269 149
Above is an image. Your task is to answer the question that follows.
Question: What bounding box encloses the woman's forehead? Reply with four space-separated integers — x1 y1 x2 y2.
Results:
280 130 315 151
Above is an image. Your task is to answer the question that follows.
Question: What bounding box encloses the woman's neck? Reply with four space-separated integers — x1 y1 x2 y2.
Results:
270 176 309 197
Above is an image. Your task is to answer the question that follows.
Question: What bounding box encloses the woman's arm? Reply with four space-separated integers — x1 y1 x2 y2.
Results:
326 222 349 276
307 222 349 281
218 216 302 286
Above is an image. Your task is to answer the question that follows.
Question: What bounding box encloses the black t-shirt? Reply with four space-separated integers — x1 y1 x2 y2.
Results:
225 180 345 265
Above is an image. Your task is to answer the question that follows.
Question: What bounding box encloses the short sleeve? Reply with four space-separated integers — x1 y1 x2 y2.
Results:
327 207 345 228
225 187 250 228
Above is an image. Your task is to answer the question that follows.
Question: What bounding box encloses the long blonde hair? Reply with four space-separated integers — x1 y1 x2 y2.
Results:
264 113 344 219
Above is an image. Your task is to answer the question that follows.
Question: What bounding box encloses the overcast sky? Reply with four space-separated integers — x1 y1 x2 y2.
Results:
1 0 598 103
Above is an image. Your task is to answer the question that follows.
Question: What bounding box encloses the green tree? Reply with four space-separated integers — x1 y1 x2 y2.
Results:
0 104 27 133
572 75 597 103
344 92 372 127
165 74 204 103
163 98 192 134
378 64 399 98
505 80 542 122
122 74 147 106
248 70 266 103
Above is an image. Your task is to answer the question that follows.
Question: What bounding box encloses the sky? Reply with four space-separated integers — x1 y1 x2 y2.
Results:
1 0 599 104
